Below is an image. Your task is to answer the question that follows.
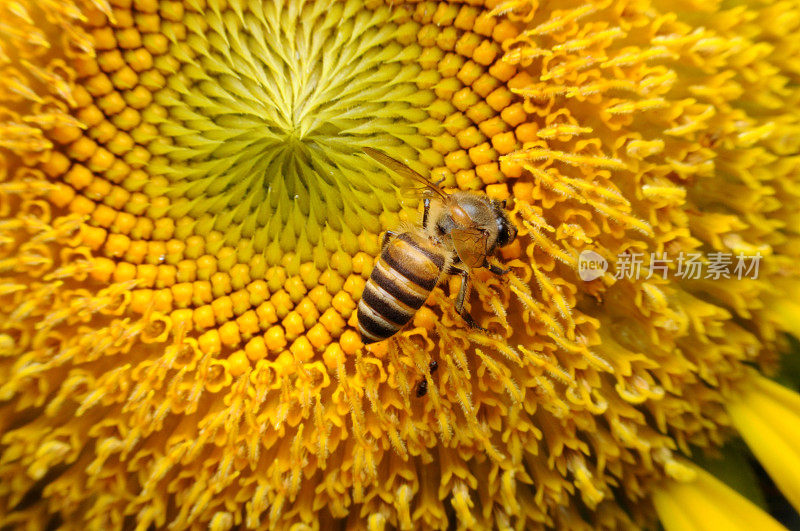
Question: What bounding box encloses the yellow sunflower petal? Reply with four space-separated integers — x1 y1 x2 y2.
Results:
726 372 800 513
653 463 787 531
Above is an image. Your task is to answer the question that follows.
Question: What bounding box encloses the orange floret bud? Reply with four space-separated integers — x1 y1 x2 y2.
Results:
228 350 250 377
339 330 363 356
193 305 216 330
265 325 287 352
290 336 314 362
244 336 267 362
198 330 222 355
307 323 332 350
219 321 241 347
323 343 345 371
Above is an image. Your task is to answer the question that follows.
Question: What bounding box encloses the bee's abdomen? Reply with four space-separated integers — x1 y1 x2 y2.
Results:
358 233 445 344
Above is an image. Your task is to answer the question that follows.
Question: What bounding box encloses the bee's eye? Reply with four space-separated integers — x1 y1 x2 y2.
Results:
500 199 507 209
496 218 516 247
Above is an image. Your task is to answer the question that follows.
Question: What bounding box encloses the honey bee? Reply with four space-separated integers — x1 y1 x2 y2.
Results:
357 148 518 344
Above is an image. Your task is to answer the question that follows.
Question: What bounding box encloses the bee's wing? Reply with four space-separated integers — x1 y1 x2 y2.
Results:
451 227 489 268
363 147 448 201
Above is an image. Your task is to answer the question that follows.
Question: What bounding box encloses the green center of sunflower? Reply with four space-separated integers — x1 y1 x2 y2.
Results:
146 0 433 268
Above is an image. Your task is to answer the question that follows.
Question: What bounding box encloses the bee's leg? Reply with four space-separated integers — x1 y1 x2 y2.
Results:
381 230 398 249
422 198 431 229
454 268 486 331
484 261 509 276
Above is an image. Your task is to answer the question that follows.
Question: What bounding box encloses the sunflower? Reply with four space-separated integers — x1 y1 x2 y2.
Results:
1 0 799 529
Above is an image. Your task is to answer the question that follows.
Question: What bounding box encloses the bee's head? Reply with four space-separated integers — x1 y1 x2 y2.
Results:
493 199 517 248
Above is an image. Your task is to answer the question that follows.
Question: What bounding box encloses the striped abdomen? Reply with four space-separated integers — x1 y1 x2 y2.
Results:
358 232 445 344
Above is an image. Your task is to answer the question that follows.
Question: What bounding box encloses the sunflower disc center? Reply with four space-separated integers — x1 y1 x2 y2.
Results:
146 0 430 266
